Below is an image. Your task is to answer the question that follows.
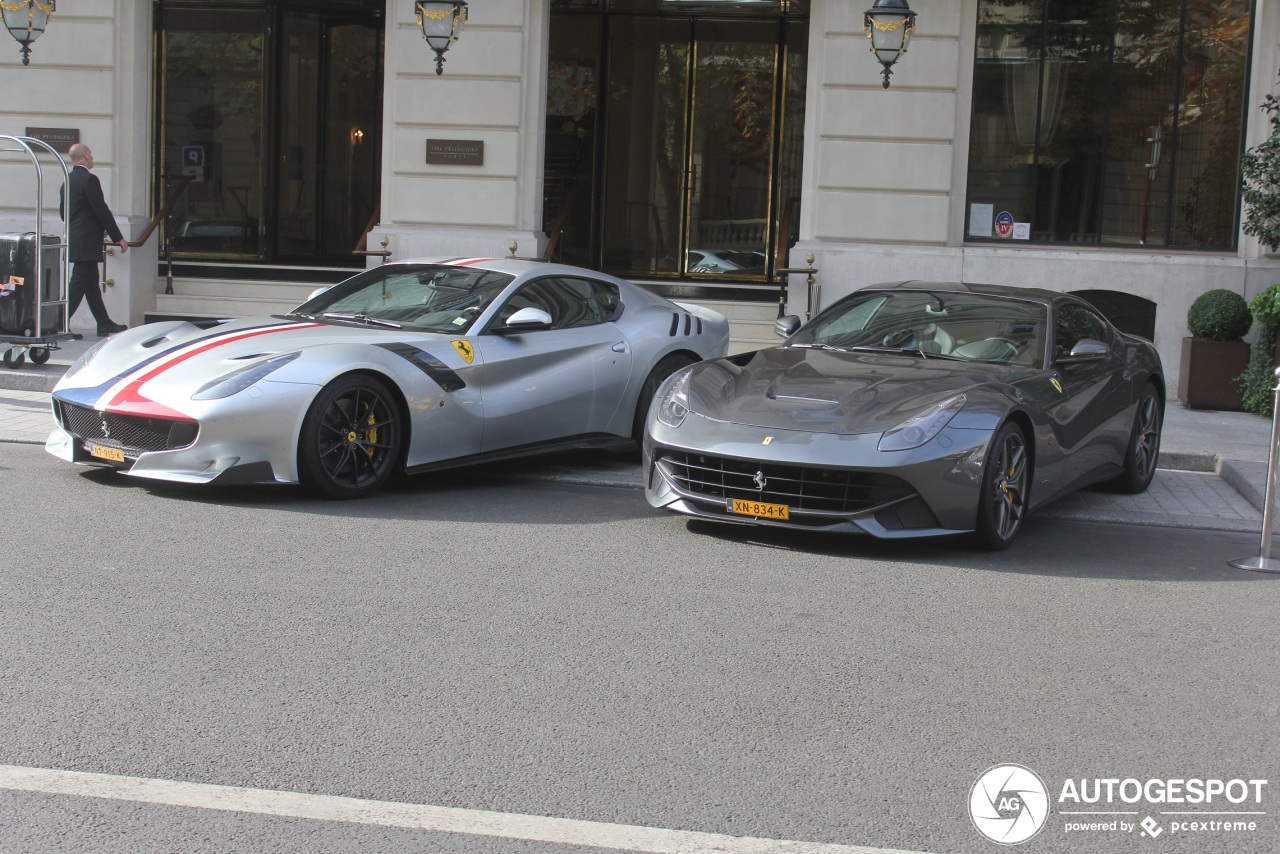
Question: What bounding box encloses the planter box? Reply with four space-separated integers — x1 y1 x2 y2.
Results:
1178 337 1249 410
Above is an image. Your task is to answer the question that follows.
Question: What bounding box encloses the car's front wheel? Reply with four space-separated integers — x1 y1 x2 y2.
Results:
973 421 1029 551
298 374 402 499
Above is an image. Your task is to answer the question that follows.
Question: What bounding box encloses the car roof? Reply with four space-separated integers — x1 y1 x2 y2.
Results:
862 280 1065 305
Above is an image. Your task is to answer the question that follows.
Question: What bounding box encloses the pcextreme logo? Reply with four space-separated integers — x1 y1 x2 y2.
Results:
969 765 1269 845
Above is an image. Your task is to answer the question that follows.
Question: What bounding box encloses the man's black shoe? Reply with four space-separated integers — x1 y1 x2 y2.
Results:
97 322 127 336
70 332 83 340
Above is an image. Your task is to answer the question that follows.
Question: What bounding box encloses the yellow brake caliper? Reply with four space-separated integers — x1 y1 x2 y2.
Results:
364 409 377 457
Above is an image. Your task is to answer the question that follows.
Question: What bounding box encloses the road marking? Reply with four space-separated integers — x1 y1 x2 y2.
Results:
0 764 925 854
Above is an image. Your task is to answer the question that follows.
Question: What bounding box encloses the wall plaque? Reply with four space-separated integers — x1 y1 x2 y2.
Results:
24 127 79 154
427 139 483 166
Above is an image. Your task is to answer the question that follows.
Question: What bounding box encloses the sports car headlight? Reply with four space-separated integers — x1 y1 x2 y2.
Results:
877 393 966 452
656 369 692 428
192 352 302 400
63 338 109 379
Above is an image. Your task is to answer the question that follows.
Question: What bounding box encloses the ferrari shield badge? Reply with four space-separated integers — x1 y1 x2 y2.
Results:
1051 376 1064 394
451 340 475 364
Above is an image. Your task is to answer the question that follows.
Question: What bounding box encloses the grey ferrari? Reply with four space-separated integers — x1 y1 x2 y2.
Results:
47 258 728 498
643 281 1164 549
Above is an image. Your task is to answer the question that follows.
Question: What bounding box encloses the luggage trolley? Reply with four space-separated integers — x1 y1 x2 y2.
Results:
0 134 74 369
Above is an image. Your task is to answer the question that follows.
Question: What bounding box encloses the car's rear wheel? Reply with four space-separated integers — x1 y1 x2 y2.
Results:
632 353 694 444
298 374 402 499
973 421 1029 551
1112 382 1162 494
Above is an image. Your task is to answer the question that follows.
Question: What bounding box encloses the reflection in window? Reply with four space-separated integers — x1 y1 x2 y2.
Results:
161 9 265 258
965 0 1251 250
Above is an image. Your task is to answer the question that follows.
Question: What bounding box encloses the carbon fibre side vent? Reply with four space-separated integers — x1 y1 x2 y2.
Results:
668 313 680 336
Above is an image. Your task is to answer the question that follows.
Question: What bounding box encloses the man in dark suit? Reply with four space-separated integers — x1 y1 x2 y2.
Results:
60 143 128 336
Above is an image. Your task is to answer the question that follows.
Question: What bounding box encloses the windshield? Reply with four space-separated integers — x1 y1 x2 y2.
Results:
790 289 1048 368
292 265 515 334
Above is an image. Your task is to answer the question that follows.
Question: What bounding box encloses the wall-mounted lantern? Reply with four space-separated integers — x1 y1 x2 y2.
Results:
2 0 53 66
863 0 916 89
415 0 468 76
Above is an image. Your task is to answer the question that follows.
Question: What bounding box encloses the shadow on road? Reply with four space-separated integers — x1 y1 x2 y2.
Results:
683 517 1271 583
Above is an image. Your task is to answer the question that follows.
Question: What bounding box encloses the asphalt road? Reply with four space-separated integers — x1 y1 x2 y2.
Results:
2 443 1279 854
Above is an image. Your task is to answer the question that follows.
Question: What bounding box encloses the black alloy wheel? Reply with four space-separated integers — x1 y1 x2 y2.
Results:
1112 383 1162 494
974 421 1029 551
298 374 402 499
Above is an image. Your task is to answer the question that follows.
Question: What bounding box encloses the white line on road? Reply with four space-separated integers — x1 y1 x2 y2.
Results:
0 764 927 854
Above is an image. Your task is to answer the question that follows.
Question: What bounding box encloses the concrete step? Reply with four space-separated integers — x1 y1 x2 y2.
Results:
677 297 780 322
160 277 324 302
151 292 301 319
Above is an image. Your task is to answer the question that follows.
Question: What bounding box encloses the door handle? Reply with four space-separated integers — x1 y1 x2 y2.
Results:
612 342 628 353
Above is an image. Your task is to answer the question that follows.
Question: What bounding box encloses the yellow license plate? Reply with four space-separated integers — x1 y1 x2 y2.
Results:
90 444 125 463
726 498 790 520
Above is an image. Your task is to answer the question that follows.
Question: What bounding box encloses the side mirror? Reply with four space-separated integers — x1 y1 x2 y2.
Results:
774 315 802 338
493 306 553 335
1057 338 1109 364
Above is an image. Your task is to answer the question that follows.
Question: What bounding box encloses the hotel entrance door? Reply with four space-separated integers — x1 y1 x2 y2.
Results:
545 7 807 283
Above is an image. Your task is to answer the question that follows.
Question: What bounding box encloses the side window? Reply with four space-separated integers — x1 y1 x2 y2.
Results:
586 279 622 321
495 277 606 329
1053 303 1108 361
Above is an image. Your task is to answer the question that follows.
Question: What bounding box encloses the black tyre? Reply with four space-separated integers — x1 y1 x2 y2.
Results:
632 353 694 444
3 348 25 369
298 374 402 499
29 347 50 365
1112 383 1162 494
973 421 1029 551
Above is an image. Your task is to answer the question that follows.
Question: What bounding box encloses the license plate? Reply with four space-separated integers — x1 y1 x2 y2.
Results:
726 497 790 520
90 444 125 463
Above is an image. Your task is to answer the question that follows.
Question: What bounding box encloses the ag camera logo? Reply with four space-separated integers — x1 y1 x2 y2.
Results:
970 764 1050 845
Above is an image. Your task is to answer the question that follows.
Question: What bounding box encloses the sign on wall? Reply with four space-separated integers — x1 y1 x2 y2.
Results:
24 127 79 154
427 139 484 166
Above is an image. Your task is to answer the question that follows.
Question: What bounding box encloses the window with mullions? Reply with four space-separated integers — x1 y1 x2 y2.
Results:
965 0 1252 250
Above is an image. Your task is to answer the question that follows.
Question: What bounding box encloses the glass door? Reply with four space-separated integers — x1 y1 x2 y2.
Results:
599 17 689 276
160 7 267 258
276 12 381 262
685 21 776 279
594 16 795 281
157 2 382 265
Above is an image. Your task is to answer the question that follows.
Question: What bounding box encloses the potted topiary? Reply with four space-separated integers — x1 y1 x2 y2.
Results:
1179 288 1252 410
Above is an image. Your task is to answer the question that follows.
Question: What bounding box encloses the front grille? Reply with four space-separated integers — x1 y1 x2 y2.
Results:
55 400 198 455
658 452 915 515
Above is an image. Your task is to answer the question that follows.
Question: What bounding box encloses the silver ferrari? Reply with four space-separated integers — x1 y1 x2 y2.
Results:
47 258 729 498
643 281 1164 549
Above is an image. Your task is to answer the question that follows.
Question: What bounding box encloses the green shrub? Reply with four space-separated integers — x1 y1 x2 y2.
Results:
1187 289 1251 341
1251 283 1280 327
1242 93 1280 252
1238 284 1280 416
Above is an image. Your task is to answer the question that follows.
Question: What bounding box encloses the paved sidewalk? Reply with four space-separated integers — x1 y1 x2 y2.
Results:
2 326 1278 534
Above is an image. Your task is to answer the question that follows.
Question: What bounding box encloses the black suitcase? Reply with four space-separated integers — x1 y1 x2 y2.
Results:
0 232 63 336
